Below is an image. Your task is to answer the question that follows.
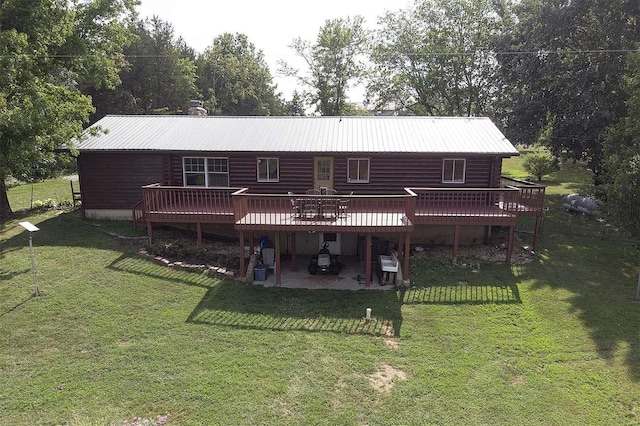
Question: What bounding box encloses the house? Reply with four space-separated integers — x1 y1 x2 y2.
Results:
73 115 545 286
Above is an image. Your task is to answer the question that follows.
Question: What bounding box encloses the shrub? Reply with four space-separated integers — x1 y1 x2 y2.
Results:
31 198 57 209
522 149 559 181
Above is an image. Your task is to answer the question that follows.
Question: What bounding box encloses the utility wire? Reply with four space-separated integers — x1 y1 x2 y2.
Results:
0 48 639 59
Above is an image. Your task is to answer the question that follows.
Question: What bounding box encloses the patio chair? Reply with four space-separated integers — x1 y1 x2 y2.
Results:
288 192 300 217
300 197 319 218
321 198 339 219
261 247 276 270
339 191 353 217
306 188 321 195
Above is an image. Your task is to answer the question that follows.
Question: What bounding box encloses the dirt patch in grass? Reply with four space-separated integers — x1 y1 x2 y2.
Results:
512 375 525 386
384 339 399 349
369 364 407 393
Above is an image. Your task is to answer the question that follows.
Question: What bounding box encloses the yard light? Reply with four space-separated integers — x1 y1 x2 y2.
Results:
365 307 372 323
18 221 40 297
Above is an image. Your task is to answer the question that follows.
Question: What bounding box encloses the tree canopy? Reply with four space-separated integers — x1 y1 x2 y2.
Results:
599 52 640 242
368 0 511 116
0 0 136 220
196 33 284 116
90 16 198 120
281 16 368 116
495 0 638 173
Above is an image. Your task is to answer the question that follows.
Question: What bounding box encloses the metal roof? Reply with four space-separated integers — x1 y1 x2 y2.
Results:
74 115 519 156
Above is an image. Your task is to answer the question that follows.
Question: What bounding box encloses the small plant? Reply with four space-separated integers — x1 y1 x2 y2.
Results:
522 149 559 181
32 198 57 209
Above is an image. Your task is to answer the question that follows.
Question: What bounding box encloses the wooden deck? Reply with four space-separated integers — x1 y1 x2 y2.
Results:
141 184 237 224
138 184 543 231
233 193 414 232
408 187 520 226
135 182 545 286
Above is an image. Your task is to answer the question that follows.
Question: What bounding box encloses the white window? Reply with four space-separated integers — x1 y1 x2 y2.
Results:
347 158 370 183
183 157 229 187
257 157 279 182
442 158 466 183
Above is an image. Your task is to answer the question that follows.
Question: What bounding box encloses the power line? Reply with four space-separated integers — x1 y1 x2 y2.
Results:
0 48 638 60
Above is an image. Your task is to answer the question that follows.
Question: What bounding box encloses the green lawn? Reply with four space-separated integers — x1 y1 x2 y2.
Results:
5 176 78 211
1 162 639 425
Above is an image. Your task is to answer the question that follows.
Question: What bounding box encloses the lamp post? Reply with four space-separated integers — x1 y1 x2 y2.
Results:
18 221 40 297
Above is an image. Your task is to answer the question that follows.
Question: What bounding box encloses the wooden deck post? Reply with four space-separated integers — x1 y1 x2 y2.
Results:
506 225 514 263
365 233 372 287
403 232 411 284
275 231 281 286
453 225 460 257
146 221 153 243
239 230 245 279
484 225 492 245
196 223 202 245
533 215 542 252
291 232 297 271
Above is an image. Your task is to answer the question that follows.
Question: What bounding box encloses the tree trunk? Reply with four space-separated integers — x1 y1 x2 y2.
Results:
0 178 13 222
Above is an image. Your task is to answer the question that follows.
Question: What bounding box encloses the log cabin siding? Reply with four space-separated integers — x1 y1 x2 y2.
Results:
80 151 501 204
78 152 501 209
78 152 166 209
161 152 499 195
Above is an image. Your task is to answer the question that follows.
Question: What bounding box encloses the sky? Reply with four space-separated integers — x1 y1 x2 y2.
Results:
136 0 411 104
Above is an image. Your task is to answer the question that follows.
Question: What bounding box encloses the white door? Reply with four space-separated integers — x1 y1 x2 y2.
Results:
314 157 334 190
320 232 341 255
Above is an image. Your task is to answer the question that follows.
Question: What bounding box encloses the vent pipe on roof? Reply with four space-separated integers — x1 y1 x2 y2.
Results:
188 100 207 116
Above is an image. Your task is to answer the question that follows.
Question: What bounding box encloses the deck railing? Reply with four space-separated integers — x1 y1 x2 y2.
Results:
141 184 240 223
405 187 520 225
232 193 415 231
132 200 145 228
500 176 546 215
137 183 543 229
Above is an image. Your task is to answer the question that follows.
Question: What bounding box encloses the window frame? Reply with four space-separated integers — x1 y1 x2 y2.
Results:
347 158 370 183
442 158 466 184
182 157 230 187
256 157 280 183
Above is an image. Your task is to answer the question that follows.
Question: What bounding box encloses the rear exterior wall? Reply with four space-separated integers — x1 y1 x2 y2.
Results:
77 151 505 210
77 152 169 210
167 152 504 194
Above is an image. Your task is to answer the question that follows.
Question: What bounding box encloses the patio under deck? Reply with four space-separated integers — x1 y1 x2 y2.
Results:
135 182 544 286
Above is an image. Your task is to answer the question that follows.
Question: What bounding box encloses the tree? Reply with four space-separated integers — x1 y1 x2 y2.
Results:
89 16 198 121
283 91 307 116
0 0 136 220
281 17 368 116
196 33 284 116
600 52 640 242
522 149 558 181
367 0 511 116
495 0 638 174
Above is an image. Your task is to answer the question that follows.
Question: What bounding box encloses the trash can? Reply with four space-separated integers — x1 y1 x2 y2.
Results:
254 264 268 281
